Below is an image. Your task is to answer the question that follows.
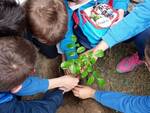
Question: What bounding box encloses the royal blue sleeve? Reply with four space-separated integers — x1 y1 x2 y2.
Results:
60 0 78 60
16 76 49 96
94 91 150 113
102 0 150 47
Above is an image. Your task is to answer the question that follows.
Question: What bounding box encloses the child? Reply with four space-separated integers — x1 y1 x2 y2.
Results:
72 41 150 113
25 0 68 59
0 36 79 113
0 0 26 37
88 0 150 73
60 0 130 60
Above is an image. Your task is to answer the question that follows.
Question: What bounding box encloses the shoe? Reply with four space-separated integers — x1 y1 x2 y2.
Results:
116 53 144 73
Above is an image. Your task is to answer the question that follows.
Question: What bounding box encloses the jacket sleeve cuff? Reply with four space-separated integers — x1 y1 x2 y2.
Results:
94 90 103 102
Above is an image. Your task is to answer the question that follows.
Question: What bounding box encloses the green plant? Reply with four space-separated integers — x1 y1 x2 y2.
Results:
61 35 105 87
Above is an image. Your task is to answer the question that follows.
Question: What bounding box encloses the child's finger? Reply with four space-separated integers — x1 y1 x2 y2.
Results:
76 85 84 88
72 89 79 94
72 90 79 97
73 85 83 90
74 86 83 91
72 88 78 92
74 93 80 97
73 87 80 92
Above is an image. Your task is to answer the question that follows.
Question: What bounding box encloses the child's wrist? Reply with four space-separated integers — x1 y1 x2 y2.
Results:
91 89 96 98
48 78 61 89
94 40 109 52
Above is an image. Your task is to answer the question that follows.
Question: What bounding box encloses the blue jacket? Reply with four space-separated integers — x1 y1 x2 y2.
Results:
0 76 49 104
60 0 129 60
94 91 150 113
103 0 150 47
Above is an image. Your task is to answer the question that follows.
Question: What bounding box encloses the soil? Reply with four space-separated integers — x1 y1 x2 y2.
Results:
23 42 150 113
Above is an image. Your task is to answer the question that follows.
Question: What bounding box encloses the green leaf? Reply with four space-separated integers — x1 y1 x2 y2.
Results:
67 43 75 49
60 61 71 69
75 65 81 74
69 64 79 74
81 71 88 78
94 50 104 58
71 35 77 42
97 78 105 87
87 66 93 73
77 46 86 54
92 71 98 78
69 64 76 74
90 58 96 64
76 43 80 47
83 61 88 65
67 59 75 64
79 55 89 65
68 51 76 57
87 76 95 85
79 55 87 61
87 51 93 57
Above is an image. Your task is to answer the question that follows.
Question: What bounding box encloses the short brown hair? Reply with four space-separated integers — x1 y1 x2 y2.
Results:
0 0 26 37
26 0 68 45
0 37 37 92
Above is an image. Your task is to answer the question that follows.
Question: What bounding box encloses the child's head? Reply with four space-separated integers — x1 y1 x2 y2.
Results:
145 41 150 71
0 0 26 37
0 37 37 92
26 0 68 45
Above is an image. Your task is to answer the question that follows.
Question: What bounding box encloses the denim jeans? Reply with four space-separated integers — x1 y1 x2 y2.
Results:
134 27 150 60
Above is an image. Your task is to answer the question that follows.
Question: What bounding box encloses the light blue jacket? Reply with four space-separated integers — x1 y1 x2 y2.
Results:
94 91 150 113
103 0 150 47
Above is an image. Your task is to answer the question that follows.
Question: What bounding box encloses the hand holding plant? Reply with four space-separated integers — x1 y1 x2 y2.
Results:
48 76 79 93
58 76 79 93
73 85 96 99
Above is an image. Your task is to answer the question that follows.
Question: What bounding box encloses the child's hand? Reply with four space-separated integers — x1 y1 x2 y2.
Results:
48 76 79 92
58 76 79 93
72 85 96 99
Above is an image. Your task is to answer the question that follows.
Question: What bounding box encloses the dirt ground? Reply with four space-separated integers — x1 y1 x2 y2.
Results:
23 42 150 113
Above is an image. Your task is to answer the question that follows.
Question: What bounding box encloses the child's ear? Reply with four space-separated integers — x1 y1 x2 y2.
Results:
11 85 22 94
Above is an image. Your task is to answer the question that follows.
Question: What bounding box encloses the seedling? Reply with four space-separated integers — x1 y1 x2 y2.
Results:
61 35 105 87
